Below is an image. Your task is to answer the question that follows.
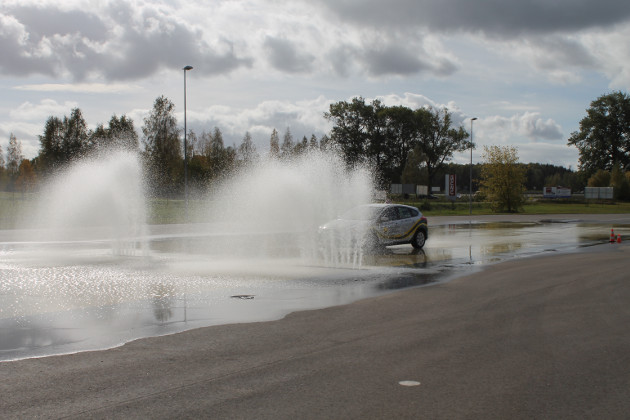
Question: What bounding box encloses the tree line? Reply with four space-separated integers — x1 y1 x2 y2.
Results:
2 91 630 201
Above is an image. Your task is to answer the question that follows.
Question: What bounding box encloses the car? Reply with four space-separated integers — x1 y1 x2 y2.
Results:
318 203 428 250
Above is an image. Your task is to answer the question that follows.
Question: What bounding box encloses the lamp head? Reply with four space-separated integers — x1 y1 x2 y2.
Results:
183 65 193 71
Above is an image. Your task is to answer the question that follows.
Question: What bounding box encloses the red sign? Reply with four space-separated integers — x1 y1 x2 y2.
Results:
449 175 456 196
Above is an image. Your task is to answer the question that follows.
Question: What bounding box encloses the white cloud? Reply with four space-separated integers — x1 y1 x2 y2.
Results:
172 96 334 150
9 99 79 121
480 112 563 143
14 83 142 93
1 0 629 167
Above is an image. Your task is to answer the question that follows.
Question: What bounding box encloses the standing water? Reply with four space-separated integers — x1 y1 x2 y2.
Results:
1 149 385 361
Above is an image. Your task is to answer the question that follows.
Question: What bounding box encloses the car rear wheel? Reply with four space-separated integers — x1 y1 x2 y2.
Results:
411 229 426 249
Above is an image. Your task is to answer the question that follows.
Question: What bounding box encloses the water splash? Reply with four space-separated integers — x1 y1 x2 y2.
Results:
20 150 148 256
201 150 375 264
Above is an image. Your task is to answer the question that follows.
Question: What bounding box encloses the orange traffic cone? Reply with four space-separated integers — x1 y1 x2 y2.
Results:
610 228 615 243
617 234 622 244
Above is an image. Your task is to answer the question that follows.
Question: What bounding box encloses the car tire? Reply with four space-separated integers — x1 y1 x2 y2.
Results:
411 229 426 249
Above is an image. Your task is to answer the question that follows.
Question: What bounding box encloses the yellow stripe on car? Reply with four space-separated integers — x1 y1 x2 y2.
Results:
376 219 427 240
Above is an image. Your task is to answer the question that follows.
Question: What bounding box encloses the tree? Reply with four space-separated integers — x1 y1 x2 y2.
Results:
325 98 469 186
401 147 427 185
142 96 182 193
206 127 234 180
38 116 64 173
107 114 139 150
269 128 280 158
90 114 139 151
36 108 90 173
587 169 611 187
610 165 630 200
237 131 258 164
380 105 416 183
415 107 470 188
7 133 23 176
280 127 294 159
568 91 630 176
294 136 308 155
184 129 197 161
0 143 5 171
480 145 526 213
58 108 90 163
325 97 385 169
325 97 412 183
16 159 36 192
319 134 331 151
309 134 319 150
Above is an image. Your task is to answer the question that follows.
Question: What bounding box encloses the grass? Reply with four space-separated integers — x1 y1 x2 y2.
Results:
0 191 37 229
396 197 630 217
1 190 629 229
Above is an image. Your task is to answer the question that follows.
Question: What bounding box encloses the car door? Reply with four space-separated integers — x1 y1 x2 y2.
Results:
377 207 403 243
396 206 418 240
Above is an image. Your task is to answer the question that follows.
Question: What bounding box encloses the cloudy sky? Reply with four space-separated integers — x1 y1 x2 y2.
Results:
1 0 630 169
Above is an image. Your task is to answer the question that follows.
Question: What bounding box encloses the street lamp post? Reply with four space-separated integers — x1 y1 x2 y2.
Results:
469 117 477 216
183 65 193 217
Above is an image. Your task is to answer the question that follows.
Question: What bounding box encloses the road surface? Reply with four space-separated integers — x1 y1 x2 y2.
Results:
1 241 629 419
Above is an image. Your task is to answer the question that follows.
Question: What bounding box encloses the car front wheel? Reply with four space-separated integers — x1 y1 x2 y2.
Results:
411 229 426 249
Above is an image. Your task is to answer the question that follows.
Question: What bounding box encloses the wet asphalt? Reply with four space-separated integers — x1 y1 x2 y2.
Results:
1 236 629 419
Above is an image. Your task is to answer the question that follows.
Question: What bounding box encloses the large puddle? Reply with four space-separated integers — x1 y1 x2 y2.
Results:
0 220 626 361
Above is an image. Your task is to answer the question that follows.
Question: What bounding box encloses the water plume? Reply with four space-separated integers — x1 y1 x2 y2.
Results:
201 150 375 263
20 150 148 255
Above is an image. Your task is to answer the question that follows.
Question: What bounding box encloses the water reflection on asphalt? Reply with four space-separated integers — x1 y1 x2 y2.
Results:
0 220 627 361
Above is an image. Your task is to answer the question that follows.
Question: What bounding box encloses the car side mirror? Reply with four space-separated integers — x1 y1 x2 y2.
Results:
379 216 390 222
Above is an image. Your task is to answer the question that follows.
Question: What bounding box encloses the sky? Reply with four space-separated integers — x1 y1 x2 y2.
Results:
1 0 630 169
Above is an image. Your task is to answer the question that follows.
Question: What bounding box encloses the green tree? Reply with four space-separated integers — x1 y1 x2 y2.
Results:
309 134 319 150
7 133 23 176
380 105 417 183
325 97 380 168
280 127 294 159
38 116 64 173
401 147 427 185
0 143 5 172
206 127 234 180
107 114 139 150
91 114 139 151
142 96 182 194
16 159 36 192
319 134 331 151
568 91 630 176
587 169 611 187
415 107 470 188
325 98 469 186
326 98 416 183
610 165 630 200
0 144 5 190
61 108 89 161
237 131 258 164
480 145 526 213
294 135 308 155
269 128 280 158
185 129 197 161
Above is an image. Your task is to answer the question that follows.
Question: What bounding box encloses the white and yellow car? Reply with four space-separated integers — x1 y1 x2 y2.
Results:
318 204 428 250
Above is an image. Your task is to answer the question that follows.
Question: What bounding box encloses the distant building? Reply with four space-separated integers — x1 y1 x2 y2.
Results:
543 186 571 198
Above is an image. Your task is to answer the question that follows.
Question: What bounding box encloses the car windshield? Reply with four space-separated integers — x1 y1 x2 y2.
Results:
340 206 383 221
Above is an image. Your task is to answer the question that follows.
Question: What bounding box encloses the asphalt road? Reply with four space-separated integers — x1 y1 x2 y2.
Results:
2 242 630 419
